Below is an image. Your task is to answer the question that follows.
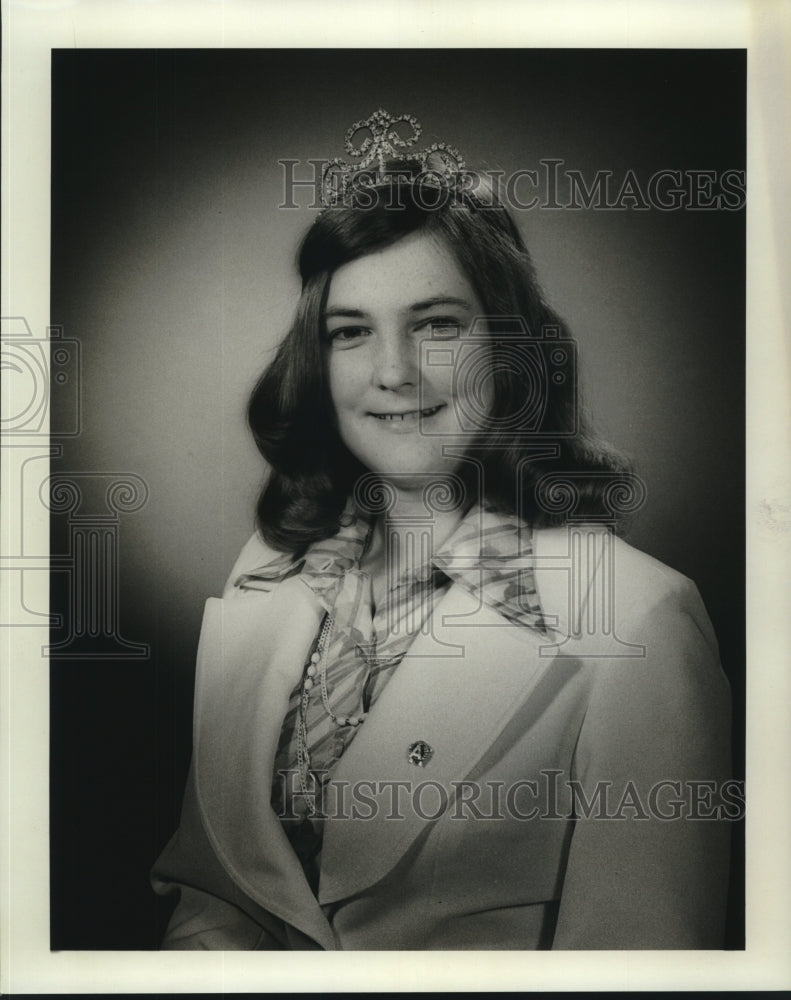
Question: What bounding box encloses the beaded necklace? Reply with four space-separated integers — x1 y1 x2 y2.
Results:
296 611 366 816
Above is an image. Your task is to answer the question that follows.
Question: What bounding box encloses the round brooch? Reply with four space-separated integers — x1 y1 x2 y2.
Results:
407 740 434 767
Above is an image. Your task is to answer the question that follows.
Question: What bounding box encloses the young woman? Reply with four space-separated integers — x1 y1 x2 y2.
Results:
152 114 732 950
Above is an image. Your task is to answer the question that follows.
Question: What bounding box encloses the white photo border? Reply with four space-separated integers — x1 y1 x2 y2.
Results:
2 0 789 993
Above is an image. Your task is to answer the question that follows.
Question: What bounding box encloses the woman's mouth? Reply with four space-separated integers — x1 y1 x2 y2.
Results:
370 404 444 422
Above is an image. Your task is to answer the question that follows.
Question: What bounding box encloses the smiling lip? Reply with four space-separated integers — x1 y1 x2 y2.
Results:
369 404 445 422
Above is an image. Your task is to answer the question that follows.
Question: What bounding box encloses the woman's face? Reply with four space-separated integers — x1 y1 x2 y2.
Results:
323 230 492 488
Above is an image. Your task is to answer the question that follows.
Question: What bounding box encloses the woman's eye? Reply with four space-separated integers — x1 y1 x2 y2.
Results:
327 326 370 345
427 317 462 338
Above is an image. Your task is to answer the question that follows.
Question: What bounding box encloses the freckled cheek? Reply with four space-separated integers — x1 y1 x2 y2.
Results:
423 345 466 398
418 355 455 403
327 356 367 416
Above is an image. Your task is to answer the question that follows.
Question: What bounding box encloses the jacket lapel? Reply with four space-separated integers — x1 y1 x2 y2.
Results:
317 582 560 905
192 578 337 949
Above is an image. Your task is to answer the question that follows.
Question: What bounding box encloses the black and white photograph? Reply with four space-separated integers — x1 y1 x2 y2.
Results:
2 0 789 994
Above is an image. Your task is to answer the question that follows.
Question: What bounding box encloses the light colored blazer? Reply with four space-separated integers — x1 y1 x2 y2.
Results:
152 525 733 950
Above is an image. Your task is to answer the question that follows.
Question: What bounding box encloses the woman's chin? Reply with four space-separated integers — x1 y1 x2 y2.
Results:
350 463 469 518
355 455 463 485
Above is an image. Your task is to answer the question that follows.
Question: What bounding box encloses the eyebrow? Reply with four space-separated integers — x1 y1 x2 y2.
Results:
409 296 475 313
323 296 474 320
323 306 368 320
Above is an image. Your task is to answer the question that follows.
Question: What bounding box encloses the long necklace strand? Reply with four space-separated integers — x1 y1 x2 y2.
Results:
295 612 366 816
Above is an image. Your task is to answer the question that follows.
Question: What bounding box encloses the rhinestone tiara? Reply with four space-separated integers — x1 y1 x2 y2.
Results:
321 108 466 207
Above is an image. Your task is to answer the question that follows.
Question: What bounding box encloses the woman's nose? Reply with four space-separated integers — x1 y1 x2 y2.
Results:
372 333 417 389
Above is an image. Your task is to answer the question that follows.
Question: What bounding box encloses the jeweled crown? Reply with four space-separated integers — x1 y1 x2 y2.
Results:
321 108 465 207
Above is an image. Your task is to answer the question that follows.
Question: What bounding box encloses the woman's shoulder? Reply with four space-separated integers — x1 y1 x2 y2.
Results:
530 526 732 780
221 531 298 597
531 524 717 653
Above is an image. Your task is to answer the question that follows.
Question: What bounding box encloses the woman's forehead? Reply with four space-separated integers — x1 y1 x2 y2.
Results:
324 231 480 315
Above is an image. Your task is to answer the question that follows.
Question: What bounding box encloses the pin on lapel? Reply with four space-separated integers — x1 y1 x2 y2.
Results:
407 740 434 767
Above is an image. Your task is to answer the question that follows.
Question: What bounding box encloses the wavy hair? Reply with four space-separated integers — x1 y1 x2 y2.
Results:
248 170 631 553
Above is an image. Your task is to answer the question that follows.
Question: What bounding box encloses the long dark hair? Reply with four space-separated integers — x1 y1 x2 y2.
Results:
248 170 631 554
